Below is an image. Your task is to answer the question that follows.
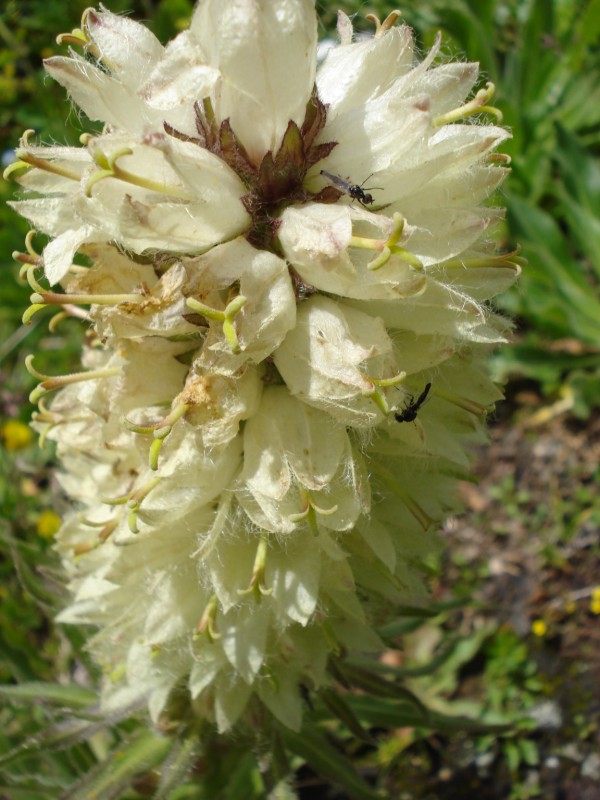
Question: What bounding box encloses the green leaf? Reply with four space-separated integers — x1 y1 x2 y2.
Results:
0 527 61 609
153 733 203 799
345 696 511 736
218 751 265 800
319 688 375 744
377 617 428 637
281 722 383 800
335 664 429 721
390 604 440 618
0 682 96 710
433 0 499 83
504 739 521 773
567 368 600 416
580 0 600 46
60 728 171 800
506 193 600 343
0 786 57 800
518 737 540 767
554 122 600 210
0 719 96 768
552 123 600 277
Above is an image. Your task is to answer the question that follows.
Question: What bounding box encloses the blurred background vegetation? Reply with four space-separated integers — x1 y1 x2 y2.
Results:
1 1 599 798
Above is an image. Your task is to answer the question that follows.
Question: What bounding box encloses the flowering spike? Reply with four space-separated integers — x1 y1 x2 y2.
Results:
6 2 518 735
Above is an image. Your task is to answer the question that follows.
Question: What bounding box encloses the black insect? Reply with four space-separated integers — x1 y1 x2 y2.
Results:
319 169 381 207
394 382 432 424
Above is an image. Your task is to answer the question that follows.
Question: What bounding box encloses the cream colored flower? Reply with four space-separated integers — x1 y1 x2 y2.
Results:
8 1 519 733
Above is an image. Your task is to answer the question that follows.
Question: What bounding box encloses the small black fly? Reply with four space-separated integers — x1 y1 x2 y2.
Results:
320 169 381 207
394 383 432 424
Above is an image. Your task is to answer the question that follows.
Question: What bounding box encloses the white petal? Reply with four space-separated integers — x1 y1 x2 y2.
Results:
206 532 258 613
413 62 479 116
142 30 220 109
317 24 415 115
141 435 243 520
220 605 271 682
214 673 253 732
117 196 248 254
406 207 503 266
175 365 262 448
348 283 507 343
9 197 81 237
273 296 397 426
44 225 103 284
191 0 317 162
269 537 321 624
85 7 164 89
190 647 226 698
44 55 163 135
257 664 303 730
278 203 427 300
241 387 348 493
355 516 397 571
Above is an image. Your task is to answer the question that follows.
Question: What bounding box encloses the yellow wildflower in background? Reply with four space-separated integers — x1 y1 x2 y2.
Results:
1 420 33 451
36 510 62 539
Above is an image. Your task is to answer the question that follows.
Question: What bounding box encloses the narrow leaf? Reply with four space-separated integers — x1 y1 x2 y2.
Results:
60 729 171 800
281 722 382 800
153 733 203 799
337 664 429 720
0 682 96 709
319 689 374 744
346 695 511 734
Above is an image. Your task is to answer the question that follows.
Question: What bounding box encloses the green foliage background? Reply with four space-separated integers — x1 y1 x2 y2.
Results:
0 1 599 798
